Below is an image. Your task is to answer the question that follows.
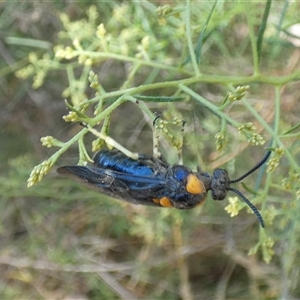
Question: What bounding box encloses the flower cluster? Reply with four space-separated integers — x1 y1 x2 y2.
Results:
27 160 53 187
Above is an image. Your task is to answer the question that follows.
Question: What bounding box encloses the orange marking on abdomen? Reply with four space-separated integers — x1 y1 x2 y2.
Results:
152 197 173 207
186 174 205 195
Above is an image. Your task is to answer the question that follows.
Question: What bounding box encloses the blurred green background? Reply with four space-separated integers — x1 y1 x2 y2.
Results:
1 1 300 299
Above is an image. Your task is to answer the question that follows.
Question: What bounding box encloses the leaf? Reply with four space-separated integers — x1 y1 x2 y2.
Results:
183 0 217 65
64 99 89 119
256 0 272 63
283 121 300 135
195 0 217 64
134 95 185 102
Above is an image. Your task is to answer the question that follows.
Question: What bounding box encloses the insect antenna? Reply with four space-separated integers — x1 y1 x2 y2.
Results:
227 150 271 228
230 150 271 184
228 187 265 227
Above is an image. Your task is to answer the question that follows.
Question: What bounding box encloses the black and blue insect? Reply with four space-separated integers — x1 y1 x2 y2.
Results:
57 148 271 227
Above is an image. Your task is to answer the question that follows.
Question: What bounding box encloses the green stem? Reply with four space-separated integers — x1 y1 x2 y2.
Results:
73 50 192 75
256 0 272 64
48 96 127 165
82 71 300 105
178 84 240 127
246 9 260 75
185 0 200 76
273 86 281 143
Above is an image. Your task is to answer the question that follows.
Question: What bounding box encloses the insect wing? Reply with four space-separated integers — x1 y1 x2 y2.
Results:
57 165 168 205
58 166 115 188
